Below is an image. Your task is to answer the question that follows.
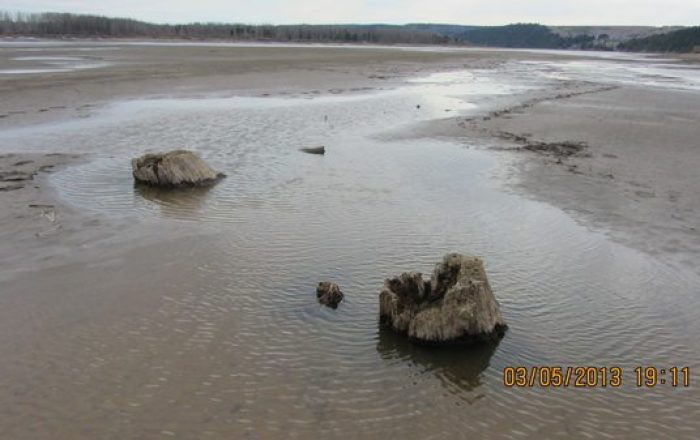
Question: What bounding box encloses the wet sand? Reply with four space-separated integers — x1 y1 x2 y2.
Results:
0 153 84 278
464 85 700 276
1 42 699 439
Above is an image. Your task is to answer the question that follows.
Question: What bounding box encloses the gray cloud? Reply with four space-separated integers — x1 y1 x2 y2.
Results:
3 0 699 26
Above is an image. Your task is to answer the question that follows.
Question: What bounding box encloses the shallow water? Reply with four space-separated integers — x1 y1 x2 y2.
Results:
1 56 699 438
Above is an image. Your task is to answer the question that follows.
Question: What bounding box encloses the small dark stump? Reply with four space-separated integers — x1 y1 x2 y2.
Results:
317 282 344 308
300 146 325 155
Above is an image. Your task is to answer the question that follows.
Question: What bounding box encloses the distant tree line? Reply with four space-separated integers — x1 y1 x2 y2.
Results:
453 24 596 49
0 12 449 44
2 12 694 52
618 26 700 52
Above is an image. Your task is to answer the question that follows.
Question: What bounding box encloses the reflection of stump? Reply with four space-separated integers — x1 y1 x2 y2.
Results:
134 183 213 219
317 282 344 308
376 326 500 392
132 150 225 187
379 253 507 345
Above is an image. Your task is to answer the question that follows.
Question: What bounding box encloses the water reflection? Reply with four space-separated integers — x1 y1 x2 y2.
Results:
133 183 214 219
376 325 500 393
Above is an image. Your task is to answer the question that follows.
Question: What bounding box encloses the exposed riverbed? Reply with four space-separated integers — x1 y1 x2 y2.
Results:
1 41 699 439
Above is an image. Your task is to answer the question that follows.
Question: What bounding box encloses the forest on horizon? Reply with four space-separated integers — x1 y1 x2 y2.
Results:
1 11 697 52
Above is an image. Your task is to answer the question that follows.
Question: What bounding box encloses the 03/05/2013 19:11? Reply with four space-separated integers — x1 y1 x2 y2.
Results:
502 366 691 388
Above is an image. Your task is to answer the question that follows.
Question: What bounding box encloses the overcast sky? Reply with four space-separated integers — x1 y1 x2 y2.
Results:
3 0 699 26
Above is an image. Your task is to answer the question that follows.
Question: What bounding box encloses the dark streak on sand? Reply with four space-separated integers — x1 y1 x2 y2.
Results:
0 154 72 191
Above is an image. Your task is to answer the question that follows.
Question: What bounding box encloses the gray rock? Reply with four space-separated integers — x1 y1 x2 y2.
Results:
300 146 325 155
317 282 344 308
379 253 507 344
132 150 225 187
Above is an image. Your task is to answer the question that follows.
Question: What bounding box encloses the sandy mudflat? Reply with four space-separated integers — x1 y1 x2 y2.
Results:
0 42 514 129
0 153 81 276
1 41 700 439
0 41 627 129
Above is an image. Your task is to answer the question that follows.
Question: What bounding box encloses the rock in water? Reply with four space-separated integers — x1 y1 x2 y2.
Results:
379 253 507 344
300 146 325 155
132 150 225 187
317 282 344 308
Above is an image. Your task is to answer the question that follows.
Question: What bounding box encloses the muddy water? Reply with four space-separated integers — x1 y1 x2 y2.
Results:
1 61 699 439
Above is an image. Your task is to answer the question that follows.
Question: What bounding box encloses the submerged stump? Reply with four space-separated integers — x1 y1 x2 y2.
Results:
132 149 225 187
317 282 344 308
379 253 507 345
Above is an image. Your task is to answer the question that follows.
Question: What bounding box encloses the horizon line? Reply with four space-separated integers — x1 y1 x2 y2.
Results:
1 10 690 29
